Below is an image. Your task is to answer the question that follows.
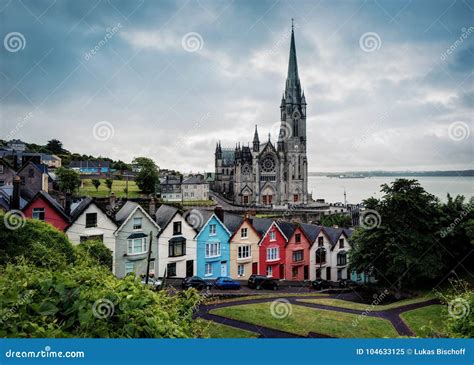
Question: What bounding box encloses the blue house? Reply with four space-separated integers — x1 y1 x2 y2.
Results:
196 212 232 279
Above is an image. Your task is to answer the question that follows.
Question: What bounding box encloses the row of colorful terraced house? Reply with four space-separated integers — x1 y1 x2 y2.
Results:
13 188 370 283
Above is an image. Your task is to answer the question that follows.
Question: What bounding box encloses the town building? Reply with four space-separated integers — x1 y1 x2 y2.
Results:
182 174 209 201
22 190 70 231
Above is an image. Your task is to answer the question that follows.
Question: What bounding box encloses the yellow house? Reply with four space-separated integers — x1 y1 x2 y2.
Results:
229 218 262 280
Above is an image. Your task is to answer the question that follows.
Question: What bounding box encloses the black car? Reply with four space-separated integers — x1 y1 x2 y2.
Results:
182 276 212 290
338 279 358 288
248 275 279 290
311 279 335 290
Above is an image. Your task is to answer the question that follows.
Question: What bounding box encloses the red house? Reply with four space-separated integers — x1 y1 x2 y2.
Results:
285 225 311 281
259 221 294 279
22 191 70 231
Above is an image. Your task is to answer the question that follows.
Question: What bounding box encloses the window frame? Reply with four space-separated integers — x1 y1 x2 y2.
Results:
205 263 212 276
241 227 248 239
85 212 98 228
209 224 217 236
32 207 45 221
292 249 304 262
132 217 143 231
205 242 221 258
237 264 245 277
127 237 147 255
237 245 251 259
266 265 273 277
169 237 186 257
266 247 279 261
269 230 276 241
173 221 182 235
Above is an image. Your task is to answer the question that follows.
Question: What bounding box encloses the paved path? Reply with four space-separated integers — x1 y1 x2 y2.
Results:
196 295 440 338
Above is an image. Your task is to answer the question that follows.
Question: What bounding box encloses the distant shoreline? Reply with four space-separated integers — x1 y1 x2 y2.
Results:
309 170 474 178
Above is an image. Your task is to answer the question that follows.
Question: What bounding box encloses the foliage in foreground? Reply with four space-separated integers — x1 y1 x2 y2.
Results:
75 239 113 271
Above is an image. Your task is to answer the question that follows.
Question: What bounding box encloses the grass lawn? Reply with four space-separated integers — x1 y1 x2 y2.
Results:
79 179 142 198
210 302 398 338
400 305 447 337
206 293 329 305
197 320 258 338
297 295 436 311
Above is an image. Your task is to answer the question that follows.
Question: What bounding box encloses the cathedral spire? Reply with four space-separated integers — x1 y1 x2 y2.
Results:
285 20 302 104
253 125 260 152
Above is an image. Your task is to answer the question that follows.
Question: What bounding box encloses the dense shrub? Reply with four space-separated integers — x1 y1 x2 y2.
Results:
75 240 113 271
0 213 75 269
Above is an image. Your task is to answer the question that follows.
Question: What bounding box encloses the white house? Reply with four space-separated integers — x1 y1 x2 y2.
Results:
66 197 118 272
155 204 197 278
182 174 209 202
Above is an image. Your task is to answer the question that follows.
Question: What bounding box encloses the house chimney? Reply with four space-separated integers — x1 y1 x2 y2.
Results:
109 192 116 209
214 205 224 223
65 193 72 216
149 195 156 217
11 175 21 210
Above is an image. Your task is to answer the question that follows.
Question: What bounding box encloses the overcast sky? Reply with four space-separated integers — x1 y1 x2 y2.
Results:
1 0 472 173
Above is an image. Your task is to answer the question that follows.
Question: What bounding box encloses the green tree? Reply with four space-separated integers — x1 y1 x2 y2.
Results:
133 157 159 194
56 167 81 194
349 179 444 292
320 213 352 228
46 139 68 155
76 240 113 271
91 178 101 192
112 160 130 172
105 178 113 193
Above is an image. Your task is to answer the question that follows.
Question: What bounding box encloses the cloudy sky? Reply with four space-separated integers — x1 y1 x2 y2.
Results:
1 0 472 173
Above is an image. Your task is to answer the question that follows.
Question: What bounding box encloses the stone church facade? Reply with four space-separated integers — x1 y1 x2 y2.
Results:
214 25 309 206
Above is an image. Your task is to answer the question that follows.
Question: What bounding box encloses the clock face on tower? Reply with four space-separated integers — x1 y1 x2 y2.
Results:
261 155 276 173
242 164 251 175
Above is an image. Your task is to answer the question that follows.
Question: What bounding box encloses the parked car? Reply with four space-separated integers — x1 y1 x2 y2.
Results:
311 279 334 290
182 276 212 290
338 279 357 288
214 277 241 290
248 275 279 290
141 277 163 291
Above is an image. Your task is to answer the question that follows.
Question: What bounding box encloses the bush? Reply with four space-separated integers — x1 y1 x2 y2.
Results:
75 240 113 271
0 212 75 269
0 259 203 338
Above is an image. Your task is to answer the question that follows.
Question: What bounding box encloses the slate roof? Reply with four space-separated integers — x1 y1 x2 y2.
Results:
155 204 179 230
23 191 70 222
300 223 323 243
196 210 244 235
251 217 273 237
277 221 296 240
115 201 140 225
0 186 28 209
182 175 206 184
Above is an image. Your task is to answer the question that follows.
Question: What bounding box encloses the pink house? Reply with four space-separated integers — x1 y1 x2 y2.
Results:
285 225 311 281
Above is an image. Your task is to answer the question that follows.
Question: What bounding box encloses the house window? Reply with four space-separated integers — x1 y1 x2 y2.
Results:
205 263 212 276
339 238 344 248
205 242 221 258
295 233 301 243
318 237 324 246
238 245 251 259
241 227 248 238
169 238 186 257
243 195 249 204
237 264 245 277
266 265 273 277
269 230 276 241
209 224 217 235
127 237 147 255
133 217 142 231
125 262 134 275
292 267 298 277
32 207 45 221
173 221 182 235
292 250 303 262
85 213 97 228
293 194 298 202
266 247 279 261
315 248 326 264
167 263 177 277
337 252 347 266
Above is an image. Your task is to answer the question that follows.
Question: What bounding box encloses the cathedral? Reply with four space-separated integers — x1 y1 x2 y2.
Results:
214 24 309 206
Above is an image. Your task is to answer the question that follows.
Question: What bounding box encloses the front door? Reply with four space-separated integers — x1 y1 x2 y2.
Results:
186 260 194 277
304 265 309 280
252 262 258 275
220 261 227 276
279 264 285 279
326 267 331 281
